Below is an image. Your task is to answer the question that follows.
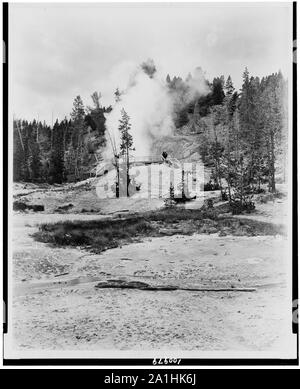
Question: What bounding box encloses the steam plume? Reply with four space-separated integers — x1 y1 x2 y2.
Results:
104 59 209 159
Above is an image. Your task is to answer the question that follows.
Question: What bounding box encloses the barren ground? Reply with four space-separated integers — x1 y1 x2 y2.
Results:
8 183 295 356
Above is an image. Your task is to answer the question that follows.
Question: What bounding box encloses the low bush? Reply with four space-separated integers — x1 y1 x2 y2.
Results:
32 204 284 253
204 182 220 191
230 199 255 215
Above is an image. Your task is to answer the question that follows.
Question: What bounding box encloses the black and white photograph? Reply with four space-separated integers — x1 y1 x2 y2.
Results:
2 1 298 363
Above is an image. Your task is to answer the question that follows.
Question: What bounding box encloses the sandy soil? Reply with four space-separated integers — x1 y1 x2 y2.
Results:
8 189 295 356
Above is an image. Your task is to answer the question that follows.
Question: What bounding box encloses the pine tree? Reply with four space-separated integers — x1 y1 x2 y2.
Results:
164 182 176 208
70 95 86 180
208 106 226 193
119 109 133 155
29 143 42 182
224 75 234 96
211 76 225 105
71 95 85 122
118 109 134 197
23 120 42 182
49 120 65 183
259 72 286 192
239 69 263 188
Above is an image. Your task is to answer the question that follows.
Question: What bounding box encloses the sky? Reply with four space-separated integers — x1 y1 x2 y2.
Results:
9 2 293 124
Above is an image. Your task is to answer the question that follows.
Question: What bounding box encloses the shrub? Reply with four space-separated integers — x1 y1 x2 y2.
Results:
204 181 220 191
164 183 176 208
13 201 27 211
230 199 255 215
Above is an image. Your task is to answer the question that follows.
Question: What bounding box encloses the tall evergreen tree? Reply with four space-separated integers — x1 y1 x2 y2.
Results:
71 95 85 123
211 76 225 105
224 75 234 96
49 120 65 184
118 109 134 197
29 142 42 182
70 95 87 180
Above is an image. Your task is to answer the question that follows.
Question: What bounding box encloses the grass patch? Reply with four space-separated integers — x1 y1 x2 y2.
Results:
33 217 154 253
32 207 285 253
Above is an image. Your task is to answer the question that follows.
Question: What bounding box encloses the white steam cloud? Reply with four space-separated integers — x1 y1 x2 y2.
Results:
104 60 209 159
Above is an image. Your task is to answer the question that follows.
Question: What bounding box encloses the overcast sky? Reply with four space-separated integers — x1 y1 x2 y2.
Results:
10 2 292 124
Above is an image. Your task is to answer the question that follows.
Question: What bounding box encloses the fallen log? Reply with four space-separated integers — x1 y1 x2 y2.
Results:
179 287 256 292
107 209 129 215
95 280 256 292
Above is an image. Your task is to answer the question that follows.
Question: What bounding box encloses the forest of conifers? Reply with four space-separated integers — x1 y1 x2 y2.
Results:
13 67 287 199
